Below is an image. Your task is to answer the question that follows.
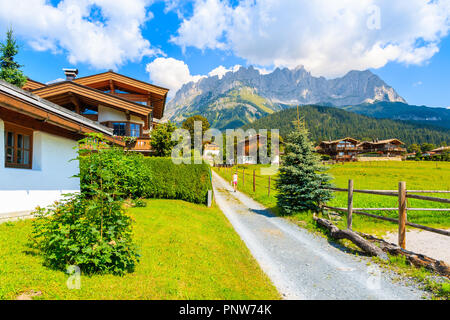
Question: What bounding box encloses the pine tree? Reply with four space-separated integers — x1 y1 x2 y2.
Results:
276 123 333 214
0 28 27 87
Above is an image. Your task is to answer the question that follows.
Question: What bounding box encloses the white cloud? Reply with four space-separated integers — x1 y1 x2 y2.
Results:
0 0 161 69
170 0 231 51
208 64 241 79
171 0 450 78
146 57 205 97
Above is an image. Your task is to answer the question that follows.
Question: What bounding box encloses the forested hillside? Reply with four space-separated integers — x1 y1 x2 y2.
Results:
241 105 450 146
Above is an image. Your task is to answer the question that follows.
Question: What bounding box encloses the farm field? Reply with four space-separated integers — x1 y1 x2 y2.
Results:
0 199 279 300
213 161 450 235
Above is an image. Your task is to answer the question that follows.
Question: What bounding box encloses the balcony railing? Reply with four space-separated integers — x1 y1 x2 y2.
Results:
130 137 152 151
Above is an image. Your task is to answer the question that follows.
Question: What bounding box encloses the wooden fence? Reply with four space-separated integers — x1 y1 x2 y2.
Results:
323 180 450 249
216 167 450 251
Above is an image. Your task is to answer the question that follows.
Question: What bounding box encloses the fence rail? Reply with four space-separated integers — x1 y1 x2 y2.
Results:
326 180 450 249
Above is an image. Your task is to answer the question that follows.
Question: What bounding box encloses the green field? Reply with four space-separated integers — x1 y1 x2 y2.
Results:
213 161 450 235
0 199 279 300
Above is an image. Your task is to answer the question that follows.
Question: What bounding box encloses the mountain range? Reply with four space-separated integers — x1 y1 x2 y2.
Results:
165 65 408 130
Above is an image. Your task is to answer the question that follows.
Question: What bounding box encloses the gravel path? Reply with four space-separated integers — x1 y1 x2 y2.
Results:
384 230 450 264
212 171 427 300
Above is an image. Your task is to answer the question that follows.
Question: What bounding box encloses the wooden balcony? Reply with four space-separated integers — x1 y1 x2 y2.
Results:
129 137 152 152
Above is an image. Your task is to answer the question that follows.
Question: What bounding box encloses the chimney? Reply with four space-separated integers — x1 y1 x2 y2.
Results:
63 68 78 81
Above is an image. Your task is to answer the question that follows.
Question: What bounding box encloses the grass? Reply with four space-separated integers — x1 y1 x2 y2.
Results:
214 161 450 235
0 199 280 300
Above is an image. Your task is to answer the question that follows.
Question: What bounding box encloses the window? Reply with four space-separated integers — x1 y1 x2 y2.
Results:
112 122 127 136
109 122 141 137
129 123 141 137
4 123 33 169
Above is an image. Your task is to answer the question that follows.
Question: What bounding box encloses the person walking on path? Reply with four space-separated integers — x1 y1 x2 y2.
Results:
232 172 238 192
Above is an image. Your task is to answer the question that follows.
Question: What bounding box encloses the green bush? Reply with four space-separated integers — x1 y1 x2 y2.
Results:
32 134 140 275
31 196 139 275
140 158 212 204
79 152 212 205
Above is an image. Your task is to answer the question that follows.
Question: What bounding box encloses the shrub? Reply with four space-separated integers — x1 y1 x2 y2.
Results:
31 196 139 275
31 134 140 275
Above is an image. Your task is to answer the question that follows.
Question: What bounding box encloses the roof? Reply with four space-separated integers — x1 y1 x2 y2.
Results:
31 81 152 116
357 139 405 146
73 71 169 119
0 80 123 145
431 146 450 153
22 78 47 91
320 137 359 145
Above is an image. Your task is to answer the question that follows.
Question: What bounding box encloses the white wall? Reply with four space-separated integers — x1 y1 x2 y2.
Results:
0 119 80 216
98 105 144 125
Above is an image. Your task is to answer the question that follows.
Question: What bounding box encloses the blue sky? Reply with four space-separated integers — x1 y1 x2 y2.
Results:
2 0 450 107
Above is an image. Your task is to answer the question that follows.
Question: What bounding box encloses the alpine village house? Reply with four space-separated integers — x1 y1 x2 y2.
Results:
316 138 407 162
1 69 168 218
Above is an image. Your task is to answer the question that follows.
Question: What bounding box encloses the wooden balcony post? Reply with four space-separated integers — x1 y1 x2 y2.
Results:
347 179 354 230
398 181 407 249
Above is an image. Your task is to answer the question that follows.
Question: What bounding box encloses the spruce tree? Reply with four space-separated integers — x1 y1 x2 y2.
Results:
276 123 333 214
0 28 27 87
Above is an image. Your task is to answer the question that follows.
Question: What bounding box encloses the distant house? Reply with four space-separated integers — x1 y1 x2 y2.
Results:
203 142 220 159
358 139 406 157
236 134 273 164
316 137 360 162
431 146 450 155
23 69 169 154
0 80 122 218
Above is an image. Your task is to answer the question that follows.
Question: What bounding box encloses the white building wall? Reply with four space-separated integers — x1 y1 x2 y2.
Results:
0 119 80 216
98 105 144 125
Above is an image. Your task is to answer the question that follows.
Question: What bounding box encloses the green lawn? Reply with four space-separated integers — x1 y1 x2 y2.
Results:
213 161 450 235
0 199 280 300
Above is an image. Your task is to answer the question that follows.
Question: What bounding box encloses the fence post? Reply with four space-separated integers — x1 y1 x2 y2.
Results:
253 170 256 192
398 181 407 249
347 179 354 230
268 176 271 197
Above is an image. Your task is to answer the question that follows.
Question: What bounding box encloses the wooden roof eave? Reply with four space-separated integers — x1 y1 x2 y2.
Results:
73 71 169 96
22 78 47 91
31 81 152 117
0 90 124 146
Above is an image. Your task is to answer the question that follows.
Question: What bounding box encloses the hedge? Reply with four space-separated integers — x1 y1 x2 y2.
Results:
140 158 212 204
80 154 212 205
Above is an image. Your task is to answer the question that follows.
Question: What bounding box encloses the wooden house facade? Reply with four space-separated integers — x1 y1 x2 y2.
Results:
316 137 360 162
23 69 169 153
358 139 406 157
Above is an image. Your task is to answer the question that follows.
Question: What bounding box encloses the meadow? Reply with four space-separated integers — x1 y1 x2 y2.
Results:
0 199 279 300
213 161 450 235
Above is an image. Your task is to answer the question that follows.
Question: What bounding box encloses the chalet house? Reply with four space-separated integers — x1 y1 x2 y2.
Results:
431 146 450 155
316 138 360 162
0 80 122 218
235 134 280 164
23 69 169 153
358 139 406 157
